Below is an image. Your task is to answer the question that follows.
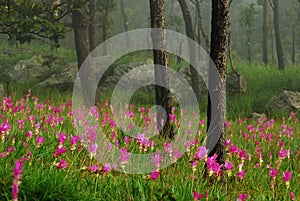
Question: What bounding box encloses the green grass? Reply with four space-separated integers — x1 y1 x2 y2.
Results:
0 43 299 200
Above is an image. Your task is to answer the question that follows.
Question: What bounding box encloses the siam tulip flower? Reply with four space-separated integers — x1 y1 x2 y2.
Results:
290 192 294 200
151 151 161 170
269 168 279 179
224 121 231 129
58 132 67 147
237 170 245 180
278 149 290 160
150 170 160 180
230 144 238 154
90 164 99 172
102 163 112 174
12 182 19 201
0 152 10 158
36 136 46 147
237 193 248 201
8 147 16 153
193 191 205 201
70 135 80 150
173 149 182 161
13 159 24 181
53 147 67 158
194 146 208 160
163 142 172 155
283 170 292 189
88 143 98 158
119 147 130 165
56 159 68 169
191 160 198 172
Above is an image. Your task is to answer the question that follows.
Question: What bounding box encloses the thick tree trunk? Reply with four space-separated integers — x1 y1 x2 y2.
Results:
207 0 229 165
89 0 97 52
272 0 284 70
149 0 174 138
72 4 96 107
177 0 203 104
120 0 129 32
72 6 90 69
262 0 269 65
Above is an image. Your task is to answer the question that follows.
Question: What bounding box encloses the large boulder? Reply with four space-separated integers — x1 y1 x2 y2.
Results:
269 91 300 112
3 55 66 83
38 62 78 90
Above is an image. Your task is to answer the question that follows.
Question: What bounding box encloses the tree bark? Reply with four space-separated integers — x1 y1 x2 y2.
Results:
89 0 97 52
207 0 229 165
272 0 284 70
149 0 174 138
262 0 269 65
72 3 96 107
177 0 203 104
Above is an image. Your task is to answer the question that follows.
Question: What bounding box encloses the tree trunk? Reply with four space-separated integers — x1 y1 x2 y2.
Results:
89 0 97 52
177 0 203 105
120 0 129 32
72 4 96 107
272 0 284 70
194 0 210 52
103 7 110 55
207 0 229 165
292 25 295 64
149 0 174 138
262 0 269 65
72 6 90 69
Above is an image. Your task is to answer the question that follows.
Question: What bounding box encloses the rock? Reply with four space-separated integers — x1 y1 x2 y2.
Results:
251 112 267 119
226 73 247 93
0 84 4 97
3 54 66 83
38 62 78 90
269 91 300 112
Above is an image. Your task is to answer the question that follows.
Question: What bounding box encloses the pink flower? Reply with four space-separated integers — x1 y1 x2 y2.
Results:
283 170 292 182
269 168 279 179
237 193 249 201
193 191 205 200
53 147 67 158
151 151 161 169
194 146 208 160
290 192 294 200
225 161 233 170
58 132 67 146
8 147 16 153
56 159 68 169
90 164 99 172
119 147 130 165
36 136 46 147
88 143 98 157
150 170 160 180
237 170 245 180
102 163 112 174
278 149 290 160
12 182 19 200
13 159 24 181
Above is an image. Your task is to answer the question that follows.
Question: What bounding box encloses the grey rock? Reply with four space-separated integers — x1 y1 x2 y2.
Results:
269 91 300 112
4 55 66 83
38 62 78 90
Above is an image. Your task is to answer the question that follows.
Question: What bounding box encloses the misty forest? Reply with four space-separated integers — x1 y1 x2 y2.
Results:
0 0 300 200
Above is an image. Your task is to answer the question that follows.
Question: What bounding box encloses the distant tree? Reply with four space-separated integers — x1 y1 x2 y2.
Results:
262 0 269 65
149 0 174 138
120 0 129 32
239 3 258 66
177 0 204 104
89 0 97 52
207 0 229 165
270 0 284 69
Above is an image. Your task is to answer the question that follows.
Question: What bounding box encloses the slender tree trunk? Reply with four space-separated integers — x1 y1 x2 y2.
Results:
103 7 110 55
207 0 229 165
247 33 251 66
194 0 210 51
120 0 129 32
177 0 203 104
262 0 269 65
89 0 97 52
149 0 174 138
292 25 295 64
272 0 284 70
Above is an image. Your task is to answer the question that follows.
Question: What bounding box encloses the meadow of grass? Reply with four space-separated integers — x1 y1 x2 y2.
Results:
0 44 300 200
